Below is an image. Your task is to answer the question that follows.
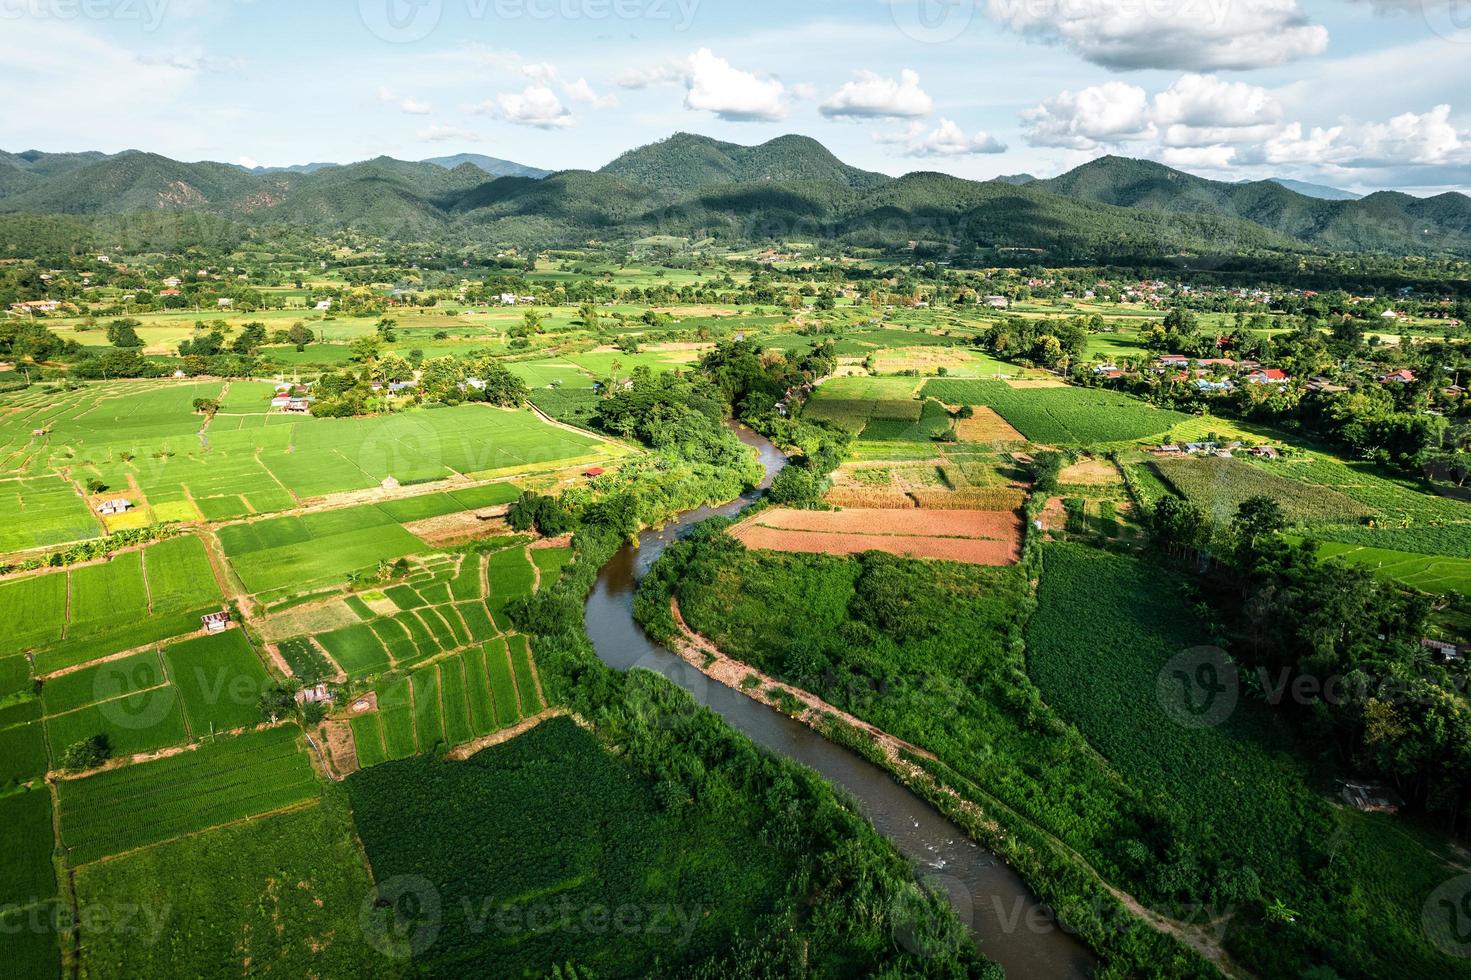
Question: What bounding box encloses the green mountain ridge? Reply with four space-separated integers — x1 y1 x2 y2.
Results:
0 135 1467 258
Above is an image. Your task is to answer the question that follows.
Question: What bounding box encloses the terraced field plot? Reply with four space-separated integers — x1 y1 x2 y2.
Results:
921 379 1189 444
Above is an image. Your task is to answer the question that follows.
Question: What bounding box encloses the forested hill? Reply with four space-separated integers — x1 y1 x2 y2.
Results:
1 134 1468 259
597 132 889 192
1036 156 1471 256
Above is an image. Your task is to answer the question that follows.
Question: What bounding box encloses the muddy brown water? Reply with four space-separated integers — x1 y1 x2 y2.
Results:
584 424 1097 978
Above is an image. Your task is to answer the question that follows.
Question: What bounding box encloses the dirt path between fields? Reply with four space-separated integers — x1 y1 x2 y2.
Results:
444 707 568 760
667 597 1253 980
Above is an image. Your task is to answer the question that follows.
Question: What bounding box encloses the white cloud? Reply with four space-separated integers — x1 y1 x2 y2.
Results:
682 48 788 121
562 77 618 110
985 0 1328 71
1254 105 1467 168
475 85 575 128
1024 75 1284 150
418 125 482 144
237 156 261 170
521 62 559 85
879 118 1007 156
614 64 681 89
821 69 934 120
1022 82 1154 150
378 87 432 115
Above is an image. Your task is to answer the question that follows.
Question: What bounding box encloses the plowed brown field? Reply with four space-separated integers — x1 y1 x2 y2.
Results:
733 507 1022 564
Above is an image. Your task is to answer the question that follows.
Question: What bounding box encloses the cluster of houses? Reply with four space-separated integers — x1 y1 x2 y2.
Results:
269 383 312 414
1096 356 1449 396
497 293 539 306
1151 441 1280 460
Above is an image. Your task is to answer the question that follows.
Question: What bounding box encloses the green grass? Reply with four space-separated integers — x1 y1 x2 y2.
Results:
367 617 418 666
161 630 271 735
349 712 387 767
437 655 475 747
57 725 318 865
463 645 499 736
72 800 380 977
44 691 189 760
0 719 49 786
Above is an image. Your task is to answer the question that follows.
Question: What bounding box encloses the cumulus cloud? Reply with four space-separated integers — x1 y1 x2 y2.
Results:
682 48 788 121
378 87 432 115
1022 81 1155 149
472 85 575 128
879 118 1008 156
1023 75 1284 150
985 0 1328 71
614 49 788 121
821 69 934 120
1252 105 1467 168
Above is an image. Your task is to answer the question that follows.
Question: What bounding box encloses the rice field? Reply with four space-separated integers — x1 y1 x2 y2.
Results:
56 725 318 865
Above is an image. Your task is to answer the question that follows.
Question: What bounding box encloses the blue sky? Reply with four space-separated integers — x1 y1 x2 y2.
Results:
5 0 1471 193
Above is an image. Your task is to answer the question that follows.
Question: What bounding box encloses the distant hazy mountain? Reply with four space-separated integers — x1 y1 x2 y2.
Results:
1036 155 1470 255
994 174 1038 186
1 137 1467 258
1241 177 1362 201
422 154 551 179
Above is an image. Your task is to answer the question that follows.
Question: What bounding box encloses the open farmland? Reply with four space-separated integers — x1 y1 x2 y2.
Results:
1151 456 1375 525
1300 539 1471 595
72 801 380 977
921 379 1190 443
2 382 620 530
344 716 797 977
2 535 226 698
0 475 101 553
217 502 427 597
56 725 318 865
733 507 1022 564
1026 543 1471 979
802 375 923 433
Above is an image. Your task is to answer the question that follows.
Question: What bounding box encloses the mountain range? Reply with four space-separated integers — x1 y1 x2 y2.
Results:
1 135 1466 259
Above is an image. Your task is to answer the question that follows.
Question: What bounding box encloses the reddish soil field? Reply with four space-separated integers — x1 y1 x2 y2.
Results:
734 507 1022 564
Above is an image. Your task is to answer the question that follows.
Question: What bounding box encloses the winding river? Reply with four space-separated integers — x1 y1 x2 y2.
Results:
583 425 1097 978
